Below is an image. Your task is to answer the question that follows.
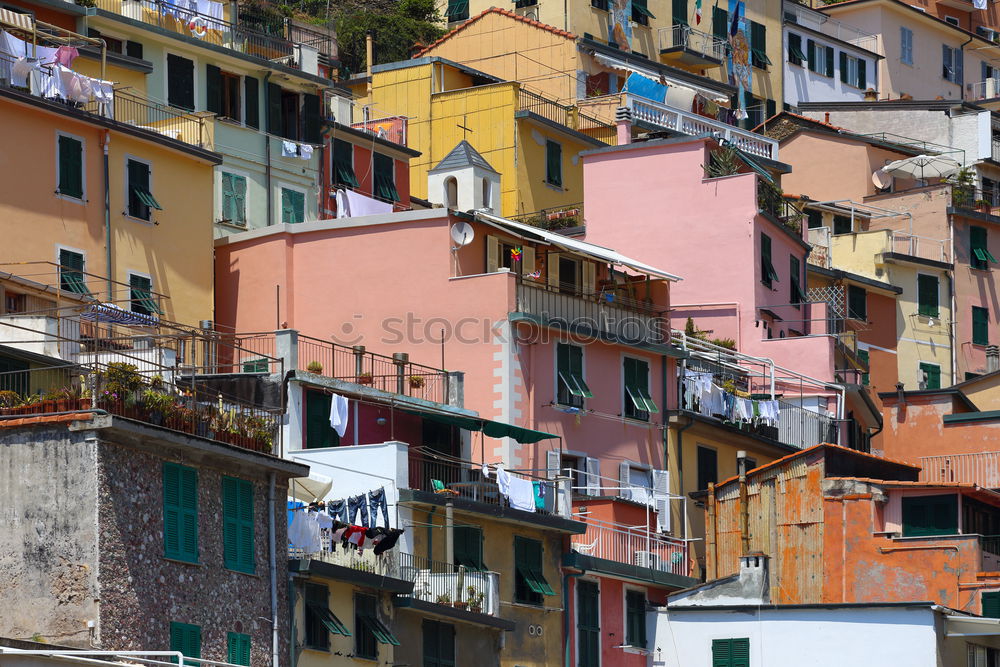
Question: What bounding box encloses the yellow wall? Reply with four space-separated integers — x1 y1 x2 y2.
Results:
959 374 1000 409
515 119 592 215
74 58 148 97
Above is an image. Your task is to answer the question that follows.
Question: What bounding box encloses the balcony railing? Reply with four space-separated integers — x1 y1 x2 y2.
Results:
757 180 805 233
886 230 951 263
571 518 688 575
967 78 1000 101
289 532 402 576
508 203 584 230
517 88 618 145
954 185 1000 216
515 277 668 347
920 451 1000 487
623 94 779 159
657 24 728 61
783 3 879 52
399 552 501 616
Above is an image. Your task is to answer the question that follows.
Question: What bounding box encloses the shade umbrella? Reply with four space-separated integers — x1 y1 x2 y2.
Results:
882 154 962 181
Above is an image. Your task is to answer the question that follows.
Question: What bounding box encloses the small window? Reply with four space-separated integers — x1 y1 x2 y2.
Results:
125 39 143 59
696 445 717 490
514 536 553 605
558 255 581 294
712 638 749 667
901 26 913 65
453 525 485 571
545 140 563 187
57 134 83 199
221 476 255 573
920 362 942 390
974 306 990 346
305 583 350 649
482 177 491 210
4 292 26 314
130 274 163 316
557 343 592 408
226 633 251 666
355 592 399 659
971 225 996 270
945 15 959 25
59 249 90 295
332 139 359 188
848 285 867 321
445 0 468 21
169 622 201 664
445 177 458 208
167 53 194 111
373 153 399 203
625 590 647 647
788 33 806 66
918 274 940 318
943 44 959 83
760 233 779 287
220 71 241 120
127 158 161 221
623 356 658 421
591 0 609 9
163 462 198 563
806 209 823 228
983 591 1000 618
422 620 456 667
901 493 956 536
281 187 305 224
833 215 852 235
221 172 247 226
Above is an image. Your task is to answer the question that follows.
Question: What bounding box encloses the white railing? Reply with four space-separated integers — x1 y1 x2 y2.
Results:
399 553 501 616
289 538 401 577
920 451 1000 487
570 518 688 575
624 94 779 159
657 24 728 61
887 230 950 264
967 78 1000 101
784 2 879 52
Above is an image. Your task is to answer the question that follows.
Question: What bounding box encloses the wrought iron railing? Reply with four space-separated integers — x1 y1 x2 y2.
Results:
516 88 617 145
508 203 583 230
953 185 1000 216
657 24 728 61
757 180 805 233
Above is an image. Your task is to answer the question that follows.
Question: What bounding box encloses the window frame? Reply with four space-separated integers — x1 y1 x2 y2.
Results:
166 52 196 112
453 525 486 571
226 632 251 666
857 347 870 386
279 184 307 224
445 0 469 22
760 232 779 287
128 271 163 316
304 582 350 650
422 619 456 667
576 578 601 667
623 355 658 421
373 152 399 203
971 225 996 270
169 622 201 664
56 245 90 296
220 69 242 122
124 155 161 222
514 536 553 605
556 342 592 408
750 21 770 70
696 445 717 491
901 493 957 536
790 255 804 308
917 273 940 318
973 305 990 346
787 32 806 66
55 130 86 202
545 139 563 188
919 361 942 390
354 592 399 659
332 138 359 189
847 284 867 321
901 26 913 64
712 637 750 667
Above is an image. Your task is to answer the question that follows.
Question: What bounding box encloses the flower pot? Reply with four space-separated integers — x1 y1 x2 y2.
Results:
452 601 468 610
357 375 373 385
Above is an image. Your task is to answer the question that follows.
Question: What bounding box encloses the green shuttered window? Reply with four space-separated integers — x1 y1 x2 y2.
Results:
453 525 485 571
355 592 398 660
545 140 562 187
445 0 468 21
305 390 341 448
902 493 957 536
169 622 201 663
712 7 727 41
971 225 996 270
672 0 687 26
57 135 83 199
59 249 90 296
750 22 770 69
221 172 247 226
127 159 162 220
226 632 251 666
788 33 806 65
848 285 867 321
244 76 260 129
130 273 163 316
422 620 456 667
167 53 194 111
333 139 359 188
305 583 350 649
918 274 939 318
624 356 657 420
222 476 255 574
625 590 647 647
373 153 399 202
163 462 198 563
514 536 553 605
577 580 600 667
713 638 749 667
974 306 990 346
632 0 654 23
857 348 870 386
557 343 591 408
790 255 804 306
760 233 779 287
919 362 941 390
281 187 305 224
983 592 1000 618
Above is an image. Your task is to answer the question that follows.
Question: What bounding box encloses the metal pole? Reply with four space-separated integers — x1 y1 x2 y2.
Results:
738 450 749 555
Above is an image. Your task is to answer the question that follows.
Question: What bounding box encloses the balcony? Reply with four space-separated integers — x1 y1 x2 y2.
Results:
516 88 618 145
967 78 1000 102
569 518 691 582
622 94 779 160
954 185 1000 217
508 202 584 231
757 179 805 234
514 276 668 347
920 451 1000 487
658 25 727 68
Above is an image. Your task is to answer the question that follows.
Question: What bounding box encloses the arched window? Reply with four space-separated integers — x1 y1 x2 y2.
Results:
445 177 458 208
482 178 492 210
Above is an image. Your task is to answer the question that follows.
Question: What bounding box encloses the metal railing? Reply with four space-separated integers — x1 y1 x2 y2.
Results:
757 179 805 234
657 24 728 61
623 94 779 159
289 534 402 576
920 451 1000 487
517 88 617 145
571 518 687 575
983 535 1000 571
515 276 668 346
508 203 584 230
968 78 1000 101
398 552 501 615
783 3 879 52
886 230 951 263
954 185 1000 215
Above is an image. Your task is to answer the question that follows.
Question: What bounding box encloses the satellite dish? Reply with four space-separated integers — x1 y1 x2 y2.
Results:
872 169 893 190
450 222 475 247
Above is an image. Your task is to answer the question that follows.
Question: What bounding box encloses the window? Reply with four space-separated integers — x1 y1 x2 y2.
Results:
333 139 359 188
968 643 1000 667
577 580 600 667
167 53 194 111
943 44 962 83
712 7 728 41
57 134 83 199
557 343 591 408
304 390 341 449
848 285 867 321
696 445 717 490
226 633 251 666
632 0 654 24
760 233 779 287
900 26 913 64
169 622 201 664
672 0 687 26
5 292 26 314
453 526 485 571
918 274 940 318
514 536 553 605
422 620 456 667
750 22 770 69
839 52 867 89
245 76 260 129
130 273 163 316
482 177 492 210
127 158 161 220
788 33 806 66
712 638 749 667
59 249 89 295
945 15 959 26
806 209 823 228
920 362 942 390
206 65 241 121
971 225 996 270
974 306 990 345
902 493 957 536
305 583 350 650
355 593 399 660
624 357 658 421
163 462 198 562
983 592 1000 618
557 255 580 294
267 84 300 140
445 0 468 21
832 215 852 235
373 153 399 202
281 187 305 224
222 476 254 573
790 255 804 307
625 590 647 648
591 0 609 10
545 140 563 187
807 40 834 77
858 348 870 385
221 172 247 226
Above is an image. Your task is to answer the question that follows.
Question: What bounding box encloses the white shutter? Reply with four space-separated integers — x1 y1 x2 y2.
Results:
547 252 560 289
522 246 535 276
619 461 632 500
585 457 601 496
546 449 561 479
582 260 596 296
487 235 499 273
653 469 670 532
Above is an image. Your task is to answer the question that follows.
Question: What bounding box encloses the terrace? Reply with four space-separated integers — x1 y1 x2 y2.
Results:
516 88 618 146
568 517 691 584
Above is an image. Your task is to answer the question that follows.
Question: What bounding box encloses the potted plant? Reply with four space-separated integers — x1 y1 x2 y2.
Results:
452 599 468 610
435 593 451 605
306 361 323 374
0 390 20 414
408 375 426 390
469 590 485 614
356 371 373 385
60 384 92 410
977 198 993 213
142 389 175 425
246 415 274 453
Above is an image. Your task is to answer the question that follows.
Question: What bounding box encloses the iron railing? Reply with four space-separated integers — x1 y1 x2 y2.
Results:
289 534 402 576
398 552 501 615
953 185 1000 215
508 203 584 230
657 24 728 61
757 179 805 233
516 88 617 145
571 518 687 575
515 277 668 346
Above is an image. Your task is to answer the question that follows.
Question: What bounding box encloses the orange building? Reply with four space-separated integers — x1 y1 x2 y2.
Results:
704 443 1000 615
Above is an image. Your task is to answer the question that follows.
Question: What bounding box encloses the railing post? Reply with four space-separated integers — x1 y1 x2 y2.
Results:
393 352 409 394
275 328 299 372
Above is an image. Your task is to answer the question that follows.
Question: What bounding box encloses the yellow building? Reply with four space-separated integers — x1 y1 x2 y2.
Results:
350 56 613 217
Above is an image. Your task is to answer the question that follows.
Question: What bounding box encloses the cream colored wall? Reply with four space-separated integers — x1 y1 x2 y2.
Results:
961 375 1000 408
294 577 396 667
887 261 952 390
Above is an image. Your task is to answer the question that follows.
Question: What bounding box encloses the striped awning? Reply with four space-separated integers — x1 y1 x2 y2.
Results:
80 302 158 327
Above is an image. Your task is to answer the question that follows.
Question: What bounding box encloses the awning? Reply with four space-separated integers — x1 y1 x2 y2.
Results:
130 287 164 315
590 51 730 103
475 211 682 282
133 187 163 210
289 473 333 502
403 407 558 444
946 614 1000 637
62 272 92 296
79 302 158 326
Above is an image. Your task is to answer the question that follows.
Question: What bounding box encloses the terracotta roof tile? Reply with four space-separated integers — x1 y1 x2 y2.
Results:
0 412 95 428
415 7 576 57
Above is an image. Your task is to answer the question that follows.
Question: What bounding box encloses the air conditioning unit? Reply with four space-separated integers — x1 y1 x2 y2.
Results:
635 551 662 570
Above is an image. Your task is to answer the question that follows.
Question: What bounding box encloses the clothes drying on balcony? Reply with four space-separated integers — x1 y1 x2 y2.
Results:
335 188 393 218
496 465 536 513
80 302 158 327
328 392 349 437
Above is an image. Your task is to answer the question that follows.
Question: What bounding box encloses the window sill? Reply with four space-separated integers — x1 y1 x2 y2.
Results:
510 600 547 610
162 556 203 567
225 567 259 577
543 181 565 192
301 647 330 654
55 193 87 205
124 213 156 226
618 645 650 655
217 116 244 127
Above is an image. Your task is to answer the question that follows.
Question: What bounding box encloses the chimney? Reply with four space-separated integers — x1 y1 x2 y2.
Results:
824 112 830 124
988 345 1000 373
738 553 770 602
615 106 633 145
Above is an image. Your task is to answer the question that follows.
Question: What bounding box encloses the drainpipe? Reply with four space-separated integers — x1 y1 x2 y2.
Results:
562 571 584 667
102 130 112 298
264 72 273 228
737 450 749 555
948 266 957 385
960 34 974 102
268 472 279 667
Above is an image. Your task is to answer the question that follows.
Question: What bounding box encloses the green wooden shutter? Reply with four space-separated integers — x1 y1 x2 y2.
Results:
788 33 803 65
713 638 732 667
839 51 849 83
281 188 304 224
825 46 834 77
222 172 235 222
245 76 260 129
672 0 687 25
125 40 143 59
760 233 773 286
373 153 399 202
918 274 939 317
305 390 339 448
545 141 562 187
163 463 198 562
232 174 246 225
577 581 600 667
920 362 941 390
237 478 254 572
333 139 359 187
712 7 727 40
163 463 181 559
857 348 870 385
222 477 255 573
59 249 86 294
857 59 867 89
206 64 222 114
983 592 1000 618
167 54 194 110
806 39 816 72
169 622 201 663
625 590 646 646
58 135 83 198
731 638 749 667
227 632 251 666
267 83 283 135
302 93 321 145
974 306 990 345
902 494 955 535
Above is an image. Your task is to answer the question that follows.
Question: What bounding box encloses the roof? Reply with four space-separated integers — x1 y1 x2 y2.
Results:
757 112 923 157
415 7 575 57
877 387 979 411
370 56 502 84
820 0 995 46
806 263 903 295
664 600 939 612
429 140 498 174
827 477 1000 506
